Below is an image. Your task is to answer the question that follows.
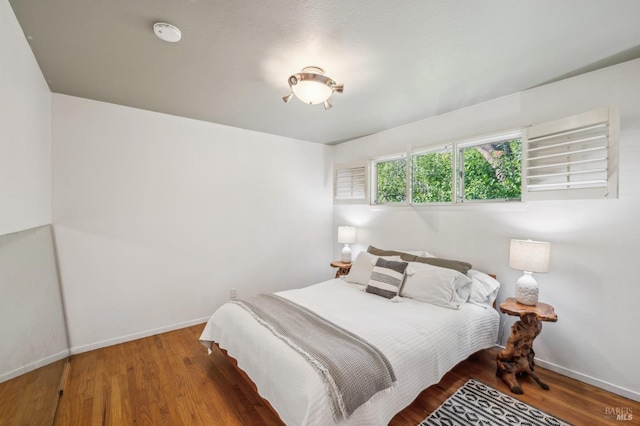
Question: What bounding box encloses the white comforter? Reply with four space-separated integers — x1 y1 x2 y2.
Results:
200 279 499 425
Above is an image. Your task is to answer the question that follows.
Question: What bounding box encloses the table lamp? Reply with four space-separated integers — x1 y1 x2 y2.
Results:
337 226 356 263
509 239 551 305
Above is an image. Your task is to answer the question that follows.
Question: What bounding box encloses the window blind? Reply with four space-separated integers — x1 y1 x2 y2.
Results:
524 107 617 200
334 164 367 202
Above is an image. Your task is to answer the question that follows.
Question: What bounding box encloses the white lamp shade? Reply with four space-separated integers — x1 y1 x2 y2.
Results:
509 239 550 273
292 80 333 104
337 226 356 244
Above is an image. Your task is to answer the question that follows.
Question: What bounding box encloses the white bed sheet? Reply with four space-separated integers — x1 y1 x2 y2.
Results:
200 278 499 425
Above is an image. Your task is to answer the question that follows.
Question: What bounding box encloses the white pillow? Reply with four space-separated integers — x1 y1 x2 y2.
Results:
468 269 501 306
399 262 471 309
342 252 402 286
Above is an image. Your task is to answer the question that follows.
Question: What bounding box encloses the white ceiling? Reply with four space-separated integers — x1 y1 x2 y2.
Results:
9 0 640 144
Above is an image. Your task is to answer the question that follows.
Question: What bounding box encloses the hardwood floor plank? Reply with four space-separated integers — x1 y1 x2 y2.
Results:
47 324 639 425
0 358 67 426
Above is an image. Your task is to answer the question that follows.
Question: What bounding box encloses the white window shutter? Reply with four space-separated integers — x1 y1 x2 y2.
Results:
334 163 367 203
523 107 618 201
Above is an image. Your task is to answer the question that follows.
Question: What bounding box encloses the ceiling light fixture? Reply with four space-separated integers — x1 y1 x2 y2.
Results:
153 22 182 43
282 66 344 110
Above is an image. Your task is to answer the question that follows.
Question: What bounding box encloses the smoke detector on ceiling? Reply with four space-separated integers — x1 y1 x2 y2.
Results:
153 22 181 43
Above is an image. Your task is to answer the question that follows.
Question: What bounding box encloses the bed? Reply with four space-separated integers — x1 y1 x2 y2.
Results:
200 249 500 425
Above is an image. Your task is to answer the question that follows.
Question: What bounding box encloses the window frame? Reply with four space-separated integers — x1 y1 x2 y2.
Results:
370 153 409 205
357 107 617 207
369 130 523 207
455 130 523 204
410 145 454 205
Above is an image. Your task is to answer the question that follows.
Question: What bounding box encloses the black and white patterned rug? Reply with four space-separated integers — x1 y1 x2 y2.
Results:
420 378 572 426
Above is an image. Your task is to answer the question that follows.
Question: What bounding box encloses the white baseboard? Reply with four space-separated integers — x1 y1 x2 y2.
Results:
534 358 640 403
0 349 70 384
69 317 210 355
494 344 640 403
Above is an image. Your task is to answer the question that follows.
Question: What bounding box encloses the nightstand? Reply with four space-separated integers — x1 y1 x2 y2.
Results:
330 261 352 278
496 297 557 394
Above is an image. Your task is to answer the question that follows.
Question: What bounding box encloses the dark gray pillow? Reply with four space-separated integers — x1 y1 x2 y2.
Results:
366 245 417 262
413 256 472 275
366 258 409 299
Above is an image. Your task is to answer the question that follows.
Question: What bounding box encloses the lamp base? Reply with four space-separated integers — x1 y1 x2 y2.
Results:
515 272 539 305
341 244 352 263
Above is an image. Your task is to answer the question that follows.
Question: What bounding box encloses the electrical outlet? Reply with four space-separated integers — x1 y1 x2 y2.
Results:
230 288 237 300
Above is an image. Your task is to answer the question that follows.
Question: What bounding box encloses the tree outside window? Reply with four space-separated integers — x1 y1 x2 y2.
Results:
374 157 406 204
412 148 453 203
372 136 521 205
459 140 521 201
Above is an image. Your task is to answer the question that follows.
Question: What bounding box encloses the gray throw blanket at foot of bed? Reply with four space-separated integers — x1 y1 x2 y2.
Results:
232 294 396 421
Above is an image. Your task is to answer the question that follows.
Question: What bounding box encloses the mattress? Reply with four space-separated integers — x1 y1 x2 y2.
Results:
200 278 499 425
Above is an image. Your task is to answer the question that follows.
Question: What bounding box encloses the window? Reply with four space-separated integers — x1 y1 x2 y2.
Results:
411 147 453 203
346 107 615 207
370 132 521 206
372 154 407 204
334 163 367 203
457 134 522 202
524 107 618 200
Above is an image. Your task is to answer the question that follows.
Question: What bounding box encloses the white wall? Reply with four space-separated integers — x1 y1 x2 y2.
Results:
0 0 51 235
333 59 640 401
52 94 333 353
0 0 66 384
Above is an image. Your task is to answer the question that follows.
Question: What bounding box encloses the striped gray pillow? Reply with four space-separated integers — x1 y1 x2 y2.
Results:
366 258 409 299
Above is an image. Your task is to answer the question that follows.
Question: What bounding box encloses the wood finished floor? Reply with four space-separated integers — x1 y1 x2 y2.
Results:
49 324 639 426
0 358 66 426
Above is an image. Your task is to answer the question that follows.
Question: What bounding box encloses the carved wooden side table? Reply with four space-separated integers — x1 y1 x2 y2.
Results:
330 261 352 278
496 297 557 394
